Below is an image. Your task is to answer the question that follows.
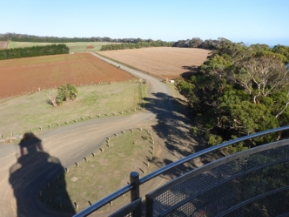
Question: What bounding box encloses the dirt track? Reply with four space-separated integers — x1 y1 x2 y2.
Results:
0 53 198 217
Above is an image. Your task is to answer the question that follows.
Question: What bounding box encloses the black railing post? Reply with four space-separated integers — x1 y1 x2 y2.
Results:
130 171 141 217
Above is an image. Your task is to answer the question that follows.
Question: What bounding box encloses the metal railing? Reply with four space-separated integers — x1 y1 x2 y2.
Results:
73 125 289 217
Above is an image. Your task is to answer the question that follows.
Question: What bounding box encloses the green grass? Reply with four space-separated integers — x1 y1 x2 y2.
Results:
8 41 54 48
8 41 119 53
40 129 155 212
0 81 144 138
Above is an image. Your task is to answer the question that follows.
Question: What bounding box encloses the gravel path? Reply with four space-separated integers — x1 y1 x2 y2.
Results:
0 53 197 217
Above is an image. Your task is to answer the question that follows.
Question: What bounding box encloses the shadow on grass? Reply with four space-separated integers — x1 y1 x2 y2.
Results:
46 99 55 106
9 133 75 217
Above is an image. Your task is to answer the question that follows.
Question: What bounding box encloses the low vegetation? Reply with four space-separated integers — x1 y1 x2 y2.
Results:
177 38 289 152
39 129 156 213
47 84 78 107
0 82 143 137
8 41 116 53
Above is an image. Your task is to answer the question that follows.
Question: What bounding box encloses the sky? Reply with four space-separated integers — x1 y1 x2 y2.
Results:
1 0 289 46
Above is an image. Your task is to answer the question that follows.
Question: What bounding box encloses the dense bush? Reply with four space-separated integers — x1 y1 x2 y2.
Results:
47 84 78 107
0 44 69 60
57 84 78 105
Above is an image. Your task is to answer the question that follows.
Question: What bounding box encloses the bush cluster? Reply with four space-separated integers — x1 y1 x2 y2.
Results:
0 44 69 60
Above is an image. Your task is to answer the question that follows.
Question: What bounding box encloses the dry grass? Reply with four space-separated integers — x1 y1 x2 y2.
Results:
8 41 118 53
0 82 143 137
98 47 210 79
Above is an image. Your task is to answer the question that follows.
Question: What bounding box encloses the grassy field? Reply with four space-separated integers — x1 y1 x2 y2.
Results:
40 129 156 213
0 81 145 139
8 41 118 53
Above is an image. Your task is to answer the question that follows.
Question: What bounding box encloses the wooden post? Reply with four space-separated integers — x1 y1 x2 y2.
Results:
130 172 140 204
74 202 78 211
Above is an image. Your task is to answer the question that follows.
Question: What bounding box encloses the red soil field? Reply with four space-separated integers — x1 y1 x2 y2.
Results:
0 53 135 98
98 47 210 79
86 45 94 49
0 41 8 49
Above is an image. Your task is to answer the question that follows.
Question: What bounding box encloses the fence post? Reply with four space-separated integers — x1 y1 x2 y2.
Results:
130 171 141 217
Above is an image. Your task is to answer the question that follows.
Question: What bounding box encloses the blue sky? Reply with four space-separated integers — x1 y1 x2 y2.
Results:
1 0 289 46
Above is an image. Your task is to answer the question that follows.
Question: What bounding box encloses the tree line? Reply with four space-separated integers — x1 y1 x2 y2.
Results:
173 37 238 50
100 41 173 51
0 44 69 60
0 33 165 43
177 38 289 152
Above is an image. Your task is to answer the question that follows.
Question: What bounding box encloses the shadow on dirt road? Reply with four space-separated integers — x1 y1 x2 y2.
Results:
142 92 222 180
9 133 75 217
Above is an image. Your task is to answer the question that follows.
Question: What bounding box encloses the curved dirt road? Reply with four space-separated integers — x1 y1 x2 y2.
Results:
0 53 196 217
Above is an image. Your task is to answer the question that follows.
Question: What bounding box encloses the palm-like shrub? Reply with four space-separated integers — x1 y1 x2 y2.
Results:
57 84 78 105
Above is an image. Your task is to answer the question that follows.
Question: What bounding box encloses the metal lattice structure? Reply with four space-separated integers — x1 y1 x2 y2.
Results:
73 126 289 217
146 140 289 217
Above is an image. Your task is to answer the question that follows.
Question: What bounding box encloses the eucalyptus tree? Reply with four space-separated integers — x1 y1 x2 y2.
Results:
177 40 289 149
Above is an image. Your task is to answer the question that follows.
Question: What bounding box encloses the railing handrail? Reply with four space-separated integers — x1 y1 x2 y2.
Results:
73 184 133 216
139 125 289 184
73 125 289 217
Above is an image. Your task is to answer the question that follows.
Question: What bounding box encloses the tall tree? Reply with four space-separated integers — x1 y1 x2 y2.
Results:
177 41 289 149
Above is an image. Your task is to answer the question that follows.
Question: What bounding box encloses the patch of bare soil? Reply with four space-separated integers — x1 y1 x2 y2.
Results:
0 53 135 98
0 41 8 49
98 47 210 79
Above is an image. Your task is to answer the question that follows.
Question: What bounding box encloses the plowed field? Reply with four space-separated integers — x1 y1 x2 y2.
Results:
0 53 134 98
0 41 8 49
98 47 210 79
